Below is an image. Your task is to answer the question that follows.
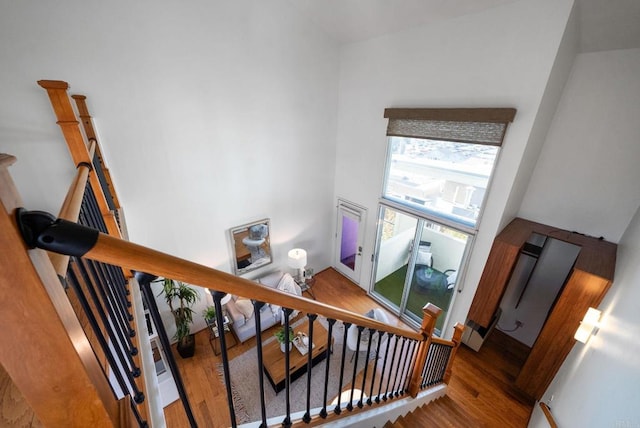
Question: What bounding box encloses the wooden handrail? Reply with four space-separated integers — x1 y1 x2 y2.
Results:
71 94 121 209
431 336 457 347
37 80 122 240
85 232 422 341
49 141 96 276
540 402 558 428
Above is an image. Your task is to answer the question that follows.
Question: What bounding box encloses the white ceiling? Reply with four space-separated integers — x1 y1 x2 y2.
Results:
288 0 640 53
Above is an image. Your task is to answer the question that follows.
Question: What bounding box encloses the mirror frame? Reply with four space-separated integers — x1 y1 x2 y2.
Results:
229 218 273 275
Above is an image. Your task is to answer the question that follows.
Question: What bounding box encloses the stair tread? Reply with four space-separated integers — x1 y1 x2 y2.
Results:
386 395 485 427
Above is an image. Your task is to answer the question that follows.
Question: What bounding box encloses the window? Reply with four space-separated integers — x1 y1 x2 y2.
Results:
382 108 516 230
370 108 516 334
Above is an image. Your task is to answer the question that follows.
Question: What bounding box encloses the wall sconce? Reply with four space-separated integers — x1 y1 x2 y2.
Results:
574 307 601 343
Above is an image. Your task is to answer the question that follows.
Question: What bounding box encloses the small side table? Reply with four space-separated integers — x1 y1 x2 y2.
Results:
207 315 238 356
298 277 316 300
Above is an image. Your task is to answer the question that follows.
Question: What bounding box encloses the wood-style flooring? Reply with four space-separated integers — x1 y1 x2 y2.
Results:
165 268 534 427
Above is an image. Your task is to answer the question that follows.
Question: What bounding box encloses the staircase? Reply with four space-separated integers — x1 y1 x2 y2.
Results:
384 395 484 428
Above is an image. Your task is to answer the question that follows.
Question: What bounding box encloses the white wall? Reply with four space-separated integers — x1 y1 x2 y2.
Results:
525 47 640 428
0 1 340 283
333 0 576 337
528 196 640 427
519 48 640 242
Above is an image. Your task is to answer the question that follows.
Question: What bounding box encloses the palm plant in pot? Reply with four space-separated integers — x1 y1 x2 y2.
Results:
159 278 200 358
274 326 294 352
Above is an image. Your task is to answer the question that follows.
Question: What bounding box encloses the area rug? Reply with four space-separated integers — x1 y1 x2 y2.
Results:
217 319 365 424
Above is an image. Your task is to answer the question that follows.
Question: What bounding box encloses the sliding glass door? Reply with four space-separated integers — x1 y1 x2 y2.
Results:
371 205 470 333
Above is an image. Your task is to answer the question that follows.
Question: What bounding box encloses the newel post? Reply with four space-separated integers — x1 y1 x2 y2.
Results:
442 322 465 384
408 303 442 398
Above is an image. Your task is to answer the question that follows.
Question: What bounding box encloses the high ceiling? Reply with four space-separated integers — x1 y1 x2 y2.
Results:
288 0 640 53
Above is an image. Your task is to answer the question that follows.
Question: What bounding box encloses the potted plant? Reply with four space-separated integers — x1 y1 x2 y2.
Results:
202 306 216 325
159 278 200 358
274 326 294 352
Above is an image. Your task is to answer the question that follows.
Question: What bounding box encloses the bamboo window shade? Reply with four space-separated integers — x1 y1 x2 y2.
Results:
384 108 516 146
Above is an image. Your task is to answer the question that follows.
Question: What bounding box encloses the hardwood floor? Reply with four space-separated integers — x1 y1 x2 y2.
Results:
164 268 534 427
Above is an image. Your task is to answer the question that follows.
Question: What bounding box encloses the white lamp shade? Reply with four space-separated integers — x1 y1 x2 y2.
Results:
220 294 233 306
288 248 307 269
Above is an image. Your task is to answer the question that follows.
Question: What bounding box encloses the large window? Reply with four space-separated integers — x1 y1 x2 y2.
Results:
382 108 516 230
371 108 516 334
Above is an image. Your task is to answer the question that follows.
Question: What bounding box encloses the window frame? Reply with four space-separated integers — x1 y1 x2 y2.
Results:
381 108 516 232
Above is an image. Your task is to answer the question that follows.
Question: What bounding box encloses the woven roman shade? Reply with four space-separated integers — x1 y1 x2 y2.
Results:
384 108 516 146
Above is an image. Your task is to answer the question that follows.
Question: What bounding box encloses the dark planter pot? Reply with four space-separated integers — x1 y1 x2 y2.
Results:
177 334 196 358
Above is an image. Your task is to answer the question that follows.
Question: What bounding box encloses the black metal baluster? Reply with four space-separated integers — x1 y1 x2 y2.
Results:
358 328 374 408
94 261 135 347
430 344 444 386
437 346 452 383
282 308 293 428
347 325 364 411
88 259 131 340
86 260 138 361
213 291 236 428
129 396 148 428
391 337 407 397
436 345 448 384
106 263 132 313
102 261 133 323
319 318 336 419
383 334 400 401
334 322 351 415
135 272 197 428
252 300 268 428
67 265 129 400
422 345 436 388
78 259 141 382
303 313 317 423
367 330 384 406
376 332 393 404
400 340 418 395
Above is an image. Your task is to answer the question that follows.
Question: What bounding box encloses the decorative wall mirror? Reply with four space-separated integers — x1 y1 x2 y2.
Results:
230 219 272 275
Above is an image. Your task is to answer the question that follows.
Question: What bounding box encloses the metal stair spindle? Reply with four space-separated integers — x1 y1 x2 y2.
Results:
334 322 351 415
358 328 375 408
376 332 393 404
319 318 336 419
282 308 293 428
303 313 317 423
367 330 384 406
252 300 268 428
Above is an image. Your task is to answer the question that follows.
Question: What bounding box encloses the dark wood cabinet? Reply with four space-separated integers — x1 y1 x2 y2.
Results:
467 217 616 400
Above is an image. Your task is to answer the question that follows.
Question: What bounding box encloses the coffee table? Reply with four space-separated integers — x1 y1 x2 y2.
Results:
262 319 332 393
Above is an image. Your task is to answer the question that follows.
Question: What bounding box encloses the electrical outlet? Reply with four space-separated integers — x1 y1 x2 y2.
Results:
515 320 524 328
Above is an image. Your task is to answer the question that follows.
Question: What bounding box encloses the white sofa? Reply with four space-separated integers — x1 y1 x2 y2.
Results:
224 271 301 343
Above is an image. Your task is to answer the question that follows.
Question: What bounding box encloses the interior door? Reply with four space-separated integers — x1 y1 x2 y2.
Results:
334 200 366 284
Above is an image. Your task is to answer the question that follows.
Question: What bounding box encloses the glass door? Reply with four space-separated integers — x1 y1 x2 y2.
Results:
372 207 417 311
334 200 366 284
372 205 470 334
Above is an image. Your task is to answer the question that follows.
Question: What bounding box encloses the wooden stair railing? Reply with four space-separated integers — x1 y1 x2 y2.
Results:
0 154 126 427
15 201 465 426
38 80 122 240
5 79 466 427
540 402 559 428
4 149 465 427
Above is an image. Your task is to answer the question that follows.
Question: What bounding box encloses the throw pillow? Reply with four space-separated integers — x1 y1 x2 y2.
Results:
235 298 254 320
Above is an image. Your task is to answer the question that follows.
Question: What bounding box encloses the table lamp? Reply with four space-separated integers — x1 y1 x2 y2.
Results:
288 248 307 284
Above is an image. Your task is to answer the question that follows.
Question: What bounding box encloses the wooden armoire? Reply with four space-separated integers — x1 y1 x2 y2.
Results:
467 217 616 400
